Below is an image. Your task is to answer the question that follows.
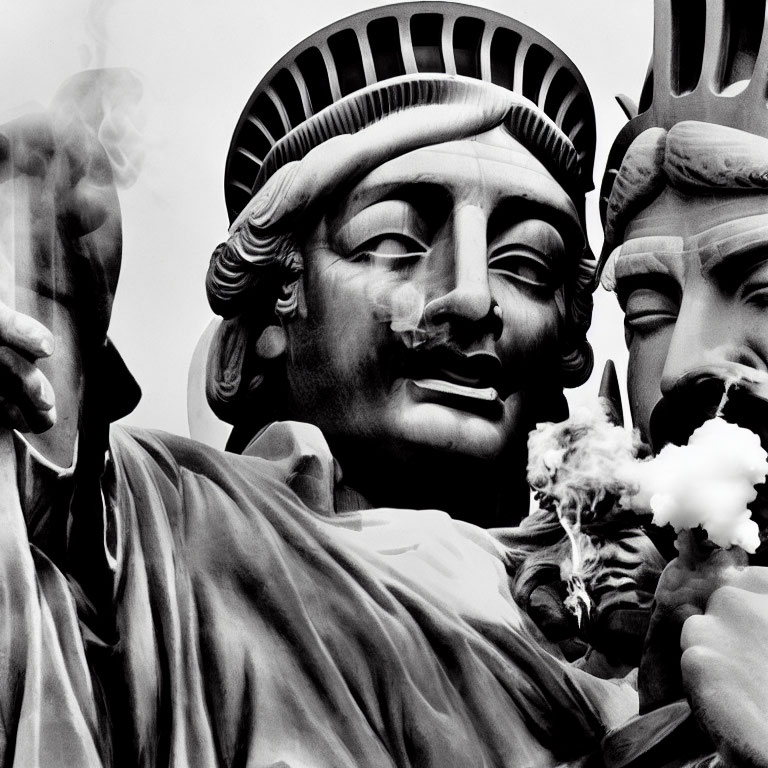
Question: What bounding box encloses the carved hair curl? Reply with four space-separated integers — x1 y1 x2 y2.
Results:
560 256 595 387
600 120 768 274
205 201 303 425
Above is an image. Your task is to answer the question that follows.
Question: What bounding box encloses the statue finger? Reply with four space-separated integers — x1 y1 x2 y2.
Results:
679 612 711 653
705 583 768 630
679 642 721 695
528 584 577 641
724 564 768 595
0 346 56 432
0 396 32 432
0 302 54 360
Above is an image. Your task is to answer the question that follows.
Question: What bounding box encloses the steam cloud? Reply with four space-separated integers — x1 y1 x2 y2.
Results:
51 68 145 191
528 395 768 622
367 258 456 350
622 418 767 553
527 401 641 624
367 260 433 349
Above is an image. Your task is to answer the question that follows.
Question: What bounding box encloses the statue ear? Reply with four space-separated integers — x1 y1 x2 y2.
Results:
275 275 307 320
254 324 287 360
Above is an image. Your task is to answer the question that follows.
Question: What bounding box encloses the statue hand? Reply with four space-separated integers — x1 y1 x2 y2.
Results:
638 545 746 713
588 526 665 666
520 526 664 668
0 301 56 433
680 566 768 768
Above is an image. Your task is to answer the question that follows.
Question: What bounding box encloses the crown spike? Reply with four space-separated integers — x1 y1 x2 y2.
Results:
513 41 530 94
570 119 586 146
653 0 675 101
235 146 259 163
478 23 494 81
441 16 457 75
265 88 292 136
697 0 724 89
555 85 579 129
246 115 277 147
398 18 419 74
744 3 768 100
231 179 254 195
356 31 378 86
538 59 561 112
318 46 343 102
288 64 313 121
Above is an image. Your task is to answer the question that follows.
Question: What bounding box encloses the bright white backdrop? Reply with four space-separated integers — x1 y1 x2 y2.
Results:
3 0 653 442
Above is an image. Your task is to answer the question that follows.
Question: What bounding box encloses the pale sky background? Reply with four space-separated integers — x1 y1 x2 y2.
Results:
2 0 653 446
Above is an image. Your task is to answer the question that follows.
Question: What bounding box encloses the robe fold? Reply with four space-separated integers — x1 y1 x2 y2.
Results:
4 421 637 767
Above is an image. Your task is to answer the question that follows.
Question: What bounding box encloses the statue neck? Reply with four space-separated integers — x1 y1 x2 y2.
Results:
329 437 530 528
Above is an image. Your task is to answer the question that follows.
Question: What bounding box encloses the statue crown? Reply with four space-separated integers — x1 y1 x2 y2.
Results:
602 0 768 221
225 2 595 223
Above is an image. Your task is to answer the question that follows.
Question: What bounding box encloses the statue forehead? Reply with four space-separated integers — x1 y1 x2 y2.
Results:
624 188 768 241
600 122 768 270
330 126 578 223
602 188 768 291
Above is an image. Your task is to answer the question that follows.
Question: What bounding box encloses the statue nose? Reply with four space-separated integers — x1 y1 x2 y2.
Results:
661 343 767 397
424 281 492 323
423 205 494 331
659 289 767 396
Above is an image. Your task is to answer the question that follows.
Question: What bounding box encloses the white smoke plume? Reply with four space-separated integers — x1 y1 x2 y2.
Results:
51 68 145 191
528 401 641 518
527 393 768 622
80 0 116 70
622 418 767 553
527 400 642 624
367 260 444 349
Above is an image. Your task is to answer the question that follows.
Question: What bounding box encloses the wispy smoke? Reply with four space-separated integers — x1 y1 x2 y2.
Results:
623 417 767 553
51 68 145 190
527 401 641 624
80 0 116 69
367 259 453 350
71 0 146 190
527 384 768 622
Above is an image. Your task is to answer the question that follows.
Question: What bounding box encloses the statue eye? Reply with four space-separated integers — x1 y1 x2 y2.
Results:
488 246 559 290
350 234 426 269
622 286 679 334
737 261 768 308
743 286 768 308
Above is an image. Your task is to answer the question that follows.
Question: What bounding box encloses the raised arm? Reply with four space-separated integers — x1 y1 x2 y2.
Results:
0 72 137 468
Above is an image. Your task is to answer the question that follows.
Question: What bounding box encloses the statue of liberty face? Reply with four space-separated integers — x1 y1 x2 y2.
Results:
282 125 582 466
618 189 768 444
607 123 768 541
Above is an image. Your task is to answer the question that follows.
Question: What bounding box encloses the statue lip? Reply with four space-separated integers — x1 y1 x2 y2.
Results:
407 378 503 416
403 345 506 395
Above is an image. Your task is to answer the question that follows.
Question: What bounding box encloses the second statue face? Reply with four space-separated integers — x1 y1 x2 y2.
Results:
618 189 768 449
281 125 583 463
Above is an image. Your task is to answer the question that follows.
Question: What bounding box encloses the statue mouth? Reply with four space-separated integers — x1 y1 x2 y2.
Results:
649 372 768 451
403 345 505 416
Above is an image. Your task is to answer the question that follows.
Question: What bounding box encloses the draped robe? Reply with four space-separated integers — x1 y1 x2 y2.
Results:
4 421 638 767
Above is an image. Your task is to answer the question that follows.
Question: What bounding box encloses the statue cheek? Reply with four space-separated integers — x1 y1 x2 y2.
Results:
625 339 668 446
498 298 560 358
